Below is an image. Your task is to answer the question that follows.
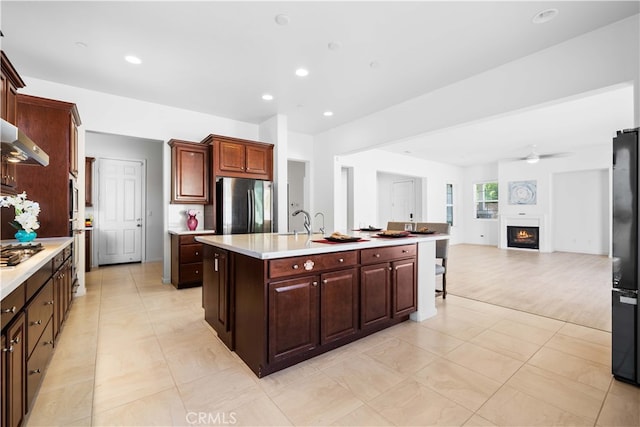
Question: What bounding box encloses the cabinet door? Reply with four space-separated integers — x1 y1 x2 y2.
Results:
320 268 359 344
85 157 95 206
171 142 209 203
268 276 319 363
218 140 246 174
245 144 271 176
203 246 232 348
69 120 78 177
392 258 416 317
5 312 26 427
360 263 391 330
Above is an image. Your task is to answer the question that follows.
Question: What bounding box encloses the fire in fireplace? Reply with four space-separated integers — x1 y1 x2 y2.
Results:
507 226 539 249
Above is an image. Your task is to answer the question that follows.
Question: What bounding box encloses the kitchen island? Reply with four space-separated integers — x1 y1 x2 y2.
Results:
196 231 447 377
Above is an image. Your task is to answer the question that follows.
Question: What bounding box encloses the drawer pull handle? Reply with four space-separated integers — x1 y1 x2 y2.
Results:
312 281 318 287
292 264 299 269
388 267 393 271
10 337 20 344
303 260 315 271
195 252 199 256
45 300 54 305
32 320 42 326
3 346 13 353
375 254 380 258
338 258 344 263
402 249 408 253
30 369 41 375
322 279 328 284
195 270 199 274
2 306 16 314
44 340 54 346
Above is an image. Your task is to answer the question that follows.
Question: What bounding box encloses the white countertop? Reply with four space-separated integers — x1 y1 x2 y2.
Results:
1 237 73 299
168 229 218 236
196 232 448 260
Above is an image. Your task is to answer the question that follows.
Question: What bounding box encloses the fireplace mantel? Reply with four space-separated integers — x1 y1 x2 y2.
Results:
499 214 552 252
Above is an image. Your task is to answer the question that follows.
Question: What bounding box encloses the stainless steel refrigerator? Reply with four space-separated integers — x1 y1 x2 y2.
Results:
216 177 273 234
612 127 640 385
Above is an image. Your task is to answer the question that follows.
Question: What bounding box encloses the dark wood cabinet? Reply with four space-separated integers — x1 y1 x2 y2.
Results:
1 51 26 195
85 157 95 206
205 135 273 180
0 94 81 240
360 263 391 330
268 275 319 364
392 258 417 317
320 268 359 345
85 229 92 272
203 245 232 348
169 139 209 204
2 312 26 427
171 234 205 288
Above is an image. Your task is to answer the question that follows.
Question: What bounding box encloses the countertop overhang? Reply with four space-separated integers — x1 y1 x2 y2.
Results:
196 232 448 260
1 237 73 299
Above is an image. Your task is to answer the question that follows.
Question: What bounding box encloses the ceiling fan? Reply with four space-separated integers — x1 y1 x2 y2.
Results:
510 145 569 164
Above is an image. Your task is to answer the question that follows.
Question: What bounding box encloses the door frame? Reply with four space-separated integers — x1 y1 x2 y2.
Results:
95 156 147 265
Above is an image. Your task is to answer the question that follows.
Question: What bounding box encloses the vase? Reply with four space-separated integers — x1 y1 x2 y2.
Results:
15 229 37 243
186 215 198 231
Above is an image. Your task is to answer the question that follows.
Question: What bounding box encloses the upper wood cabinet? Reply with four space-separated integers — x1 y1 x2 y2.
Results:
203 134 273 181
85 157 95 206
169 139 209 204
1 51 26 196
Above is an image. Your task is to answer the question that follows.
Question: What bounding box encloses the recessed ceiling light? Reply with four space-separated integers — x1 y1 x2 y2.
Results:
75 41 87 48
369 61 380 69
275 14 290 26
125 55 142 65
328 41 342 51
295 68 309 77
532 8 558 24
262 94 274 101
323 111 333 117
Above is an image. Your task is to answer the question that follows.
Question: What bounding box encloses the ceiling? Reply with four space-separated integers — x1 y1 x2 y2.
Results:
1 1 638 165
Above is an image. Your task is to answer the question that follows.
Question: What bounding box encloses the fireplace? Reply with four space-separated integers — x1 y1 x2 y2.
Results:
507 226 539 250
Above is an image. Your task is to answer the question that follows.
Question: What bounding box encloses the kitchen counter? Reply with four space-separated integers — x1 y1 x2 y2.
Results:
196 231 448 260
1 237 73 299
168 229 217 236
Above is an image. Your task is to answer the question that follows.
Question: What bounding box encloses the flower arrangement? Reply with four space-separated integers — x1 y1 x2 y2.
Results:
186 209 199 218
0 192 41 233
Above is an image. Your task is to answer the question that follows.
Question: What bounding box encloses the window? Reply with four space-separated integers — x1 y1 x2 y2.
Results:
446 183 454 226
474 182 498 219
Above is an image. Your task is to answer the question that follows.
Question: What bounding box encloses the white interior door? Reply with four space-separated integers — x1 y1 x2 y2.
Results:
391 179 415 221
98 158 143 265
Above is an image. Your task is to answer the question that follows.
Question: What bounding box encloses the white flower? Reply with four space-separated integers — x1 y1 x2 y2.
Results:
0 192 40 233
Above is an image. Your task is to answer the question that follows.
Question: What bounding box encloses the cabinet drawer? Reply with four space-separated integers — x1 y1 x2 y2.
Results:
1 283 25 329
361 244 416 265
26 318 53 409
63 244 72 260
269 251 358 279
179 263 203 283
180 244 203 264
52 251 65 271
26 260 53 302
26 282 54 357
179 235 202 245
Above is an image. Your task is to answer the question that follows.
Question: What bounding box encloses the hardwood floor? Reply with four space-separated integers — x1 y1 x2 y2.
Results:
446 244 612 332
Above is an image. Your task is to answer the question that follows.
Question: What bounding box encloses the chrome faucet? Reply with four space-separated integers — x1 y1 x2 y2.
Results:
292 209 312 235
314 212 325 235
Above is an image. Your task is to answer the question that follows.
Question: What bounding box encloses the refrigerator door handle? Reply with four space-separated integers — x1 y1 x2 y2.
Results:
247 189 253 233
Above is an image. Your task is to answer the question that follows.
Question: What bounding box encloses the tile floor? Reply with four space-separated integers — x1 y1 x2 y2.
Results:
25 262 640 426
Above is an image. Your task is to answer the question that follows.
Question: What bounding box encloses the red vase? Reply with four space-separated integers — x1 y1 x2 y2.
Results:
186 215 198 231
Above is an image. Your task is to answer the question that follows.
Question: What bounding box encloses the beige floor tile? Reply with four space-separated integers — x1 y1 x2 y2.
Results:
463 414 498 426
545 333 611 365
25 379 94 426
477 385 593 426
270 371 363 426
331 404 394 426
470 329 541 361
597 379 640 427
394 323 465 356
256 361 320 397
437 305 503 329
93 360 175 413
38 359 95 393
321 354 405 401
95 335 165 381
557 322 611 347
507 364 606 421
164 339 239 385
528 347 612 391
368 378 473 426
231 395 293 426
421 313 487 341
414 358 503 412
503 309 566 332
445 342 523 383
489 318 556 345
92 387 187 427
178 366 264 414
364 337 438 376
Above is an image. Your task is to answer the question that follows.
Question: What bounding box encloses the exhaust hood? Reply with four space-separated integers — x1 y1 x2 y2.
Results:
0 119 49 166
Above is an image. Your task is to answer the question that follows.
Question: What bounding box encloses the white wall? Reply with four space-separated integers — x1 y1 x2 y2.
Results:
462 163 500 246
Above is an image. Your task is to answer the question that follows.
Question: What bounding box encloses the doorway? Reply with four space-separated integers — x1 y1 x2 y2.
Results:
287 160 309 232
97 158 144 265
377 172 422 226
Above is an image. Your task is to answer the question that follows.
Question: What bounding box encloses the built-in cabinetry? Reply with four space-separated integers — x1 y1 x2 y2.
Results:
204 244 416 377
1 51 26 195
85 230 92 272
0 94 81 241
85 157 94 206
168 140 209 204
170 234 206 289
1 242 73 427
202 245 232 348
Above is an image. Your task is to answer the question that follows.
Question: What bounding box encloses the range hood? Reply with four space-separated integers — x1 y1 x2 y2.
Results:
0 119 49 166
